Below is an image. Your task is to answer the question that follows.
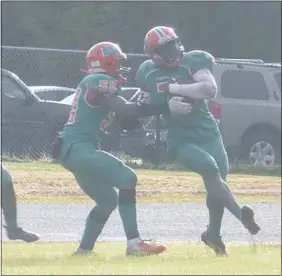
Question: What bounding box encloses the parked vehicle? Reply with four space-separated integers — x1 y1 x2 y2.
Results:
135 59 281 167
214 59 281 167
110 58 282 168
1 69 70 158
5 56 279 168
29 86 75 101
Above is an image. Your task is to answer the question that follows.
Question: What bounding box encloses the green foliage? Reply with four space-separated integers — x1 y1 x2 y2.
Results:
2 2 281 61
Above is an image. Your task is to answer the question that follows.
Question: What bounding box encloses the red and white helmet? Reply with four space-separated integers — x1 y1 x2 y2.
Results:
85 42 130 82
144 26 184 68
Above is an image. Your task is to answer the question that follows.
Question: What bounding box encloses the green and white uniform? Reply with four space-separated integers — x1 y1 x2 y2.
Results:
135 50 228 179
59 72 139 251
59 73 136 191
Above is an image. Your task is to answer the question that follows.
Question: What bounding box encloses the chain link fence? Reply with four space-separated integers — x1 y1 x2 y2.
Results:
2 46 281 169
1 46 148 88
1 46 164 163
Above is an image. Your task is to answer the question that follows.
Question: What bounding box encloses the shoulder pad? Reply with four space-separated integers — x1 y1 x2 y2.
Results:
84 73 118 94
183 50 215 73
135 59 155 87
138 59 155 73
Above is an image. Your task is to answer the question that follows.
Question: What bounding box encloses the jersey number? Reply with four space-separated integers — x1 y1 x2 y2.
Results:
67 87 81 124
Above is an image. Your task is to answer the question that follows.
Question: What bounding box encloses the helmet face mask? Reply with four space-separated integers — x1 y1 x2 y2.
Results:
154 39 183 65
113 55 131 82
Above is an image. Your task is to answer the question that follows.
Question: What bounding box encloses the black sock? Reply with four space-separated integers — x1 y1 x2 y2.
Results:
118 189 140 240
206 196 224 237
2 184 18 229
79 206 113 251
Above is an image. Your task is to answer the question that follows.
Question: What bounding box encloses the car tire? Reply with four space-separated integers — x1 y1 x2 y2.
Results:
241 130 281 168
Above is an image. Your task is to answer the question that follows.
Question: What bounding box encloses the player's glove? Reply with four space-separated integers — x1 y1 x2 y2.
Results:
168 96 192 116
136 90 151 106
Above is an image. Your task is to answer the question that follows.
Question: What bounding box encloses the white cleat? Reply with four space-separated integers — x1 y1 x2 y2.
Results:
72 248 92 256
126 238 166 256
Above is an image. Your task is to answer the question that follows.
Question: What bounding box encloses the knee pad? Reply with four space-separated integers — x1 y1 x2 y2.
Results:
118 189 136 205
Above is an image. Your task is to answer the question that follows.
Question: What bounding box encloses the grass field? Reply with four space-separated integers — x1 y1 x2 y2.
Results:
2 242 281 275
4 162 281 203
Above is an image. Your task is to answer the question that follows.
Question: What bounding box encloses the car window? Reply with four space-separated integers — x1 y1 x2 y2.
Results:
37 91 58 101
1 76 26 100
221 70 269 100
274 72 281 93
58 90 74 101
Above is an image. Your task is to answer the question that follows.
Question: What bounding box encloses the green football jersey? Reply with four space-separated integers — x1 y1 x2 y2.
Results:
60 73 120 145
135 50 220 149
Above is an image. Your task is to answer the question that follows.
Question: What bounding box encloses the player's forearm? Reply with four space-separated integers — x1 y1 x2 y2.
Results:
100 95 139 120
169 81 217 100
168 68 217 100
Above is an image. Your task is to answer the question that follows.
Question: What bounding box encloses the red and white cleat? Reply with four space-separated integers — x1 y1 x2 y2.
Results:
126 238 166 256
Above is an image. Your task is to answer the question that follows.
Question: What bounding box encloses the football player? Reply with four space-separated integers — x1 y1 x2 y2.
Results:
55 42 167 256
1 164 39 242
135 26 261 256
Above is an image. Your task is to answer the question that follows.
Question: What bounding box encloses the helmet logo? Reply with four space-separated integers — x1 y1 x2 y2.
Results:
101 45 118 57
155 28 166 39
91 61 100 68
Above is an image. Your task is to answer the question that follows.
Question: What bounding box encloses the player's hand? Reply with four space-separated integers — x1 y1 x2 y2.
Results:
162 77 178 94
136 90 151 107
168 96 192 116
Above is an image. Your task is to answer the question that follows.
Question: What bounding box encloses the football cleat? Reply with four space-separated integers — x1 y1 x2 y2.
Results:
126 238 166 256
72 248 93 256
5 226 39 243
241 205 261 235
201 231 228 257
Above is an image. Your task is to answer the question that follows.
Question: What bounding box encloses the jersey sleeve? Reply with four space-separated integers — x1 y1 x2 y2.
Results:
135 62 148 90
186 50 215 75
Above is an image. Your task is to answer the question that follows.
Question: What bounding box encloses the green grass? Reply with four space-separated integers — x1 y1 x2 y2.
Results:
2 242 281 275
4 160 282 176
3 161 281 203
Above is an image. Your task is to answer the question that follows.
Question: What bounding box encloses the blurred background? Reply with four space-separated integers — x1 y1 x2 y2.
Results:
1 1 281 171
2 1 281 61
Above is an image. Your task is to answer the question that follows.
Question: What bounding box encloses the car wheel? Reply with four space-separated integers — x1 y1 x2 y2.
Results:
241 131 281 168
